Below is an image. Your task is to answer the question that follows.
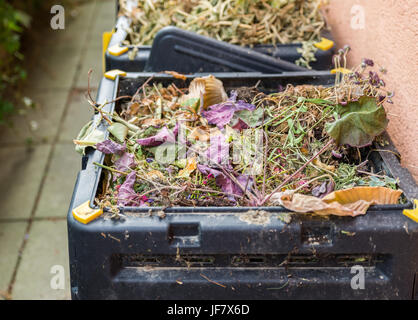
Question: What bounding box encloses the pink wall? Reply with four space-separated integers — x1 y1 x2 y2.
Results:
323 0 418 181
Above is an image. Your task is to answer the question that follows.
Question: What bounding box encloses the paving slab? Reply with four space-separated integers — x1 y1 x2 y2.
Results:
89 0 116 46
0 222 28 298
29 22 87 56
25 45 82 91
35 144 81 218
0 0 116 300
0 145 51 220
0 89 69 146
73 1 117 88
74 44 103 89
95 0 117 21
58 88 94 143
11 220 70 300
64 0 98 31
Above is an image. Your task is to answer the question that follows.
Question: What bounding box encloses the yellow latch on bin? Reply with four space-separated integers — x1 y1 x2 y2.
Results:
102 30 114 74
403 200 418 223
108 44 129 56
72 200 103 224
104 69 127 80
314 37 334 51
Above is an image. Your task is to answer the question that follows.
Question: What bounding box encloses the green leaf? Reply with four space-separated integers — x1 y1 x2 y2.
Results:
135 145 144 158
369 176 386 187
75 121 93 141
237 107 264 127
181 98 200 113
107 122 128 143
141 126 159 138
74 121 105 155
300 105 308 112
181 97 200 108
325 96 388 147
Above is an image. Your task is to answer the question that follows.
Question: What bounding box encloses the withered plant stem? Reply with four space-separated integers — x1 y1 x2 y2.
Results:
261 139 334 205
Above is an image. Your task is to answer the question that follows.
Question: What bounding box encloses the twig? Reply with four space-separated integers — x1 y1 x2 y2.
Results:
85 69 113 125
200 273 226 288
130 76 154 103
191 187 244 199
293 174 334 193
356 170 387 178
262 124 268 197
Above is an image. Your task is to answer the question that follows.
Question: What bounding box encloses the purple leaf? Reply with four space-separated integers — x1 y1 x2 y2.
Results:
118 172 138 206
236 175 254 192
326 180 336 195
136 126 177 147
197 164 252 200
229 90 238 102
197 164 223 178
231 118 250 131
96 140 126 155
115 152 136 172
312 181 335 198
202 100 256 129
312 182 327 197
332 150 343 159
172 122 179 136
216 174 253 201
117 171 148 207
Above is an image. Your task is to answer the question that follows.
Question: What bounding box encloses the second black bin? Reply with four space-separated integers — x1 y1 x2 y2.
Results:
105 12 335 73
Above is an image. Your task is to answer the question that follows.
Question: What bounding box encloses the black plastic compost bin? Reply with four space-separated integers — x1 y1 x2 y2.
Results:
67 72 418 300
105 13 335 73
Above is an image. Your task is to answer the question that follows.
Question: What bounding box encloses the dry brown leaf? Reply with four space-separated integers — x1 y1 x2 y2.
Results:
127 102 140 115
313 158 335 172
180 75 228 110
174 110 199 122
270 187 403 217
165 71 188 81
189 127 211 142
322 187 403 205
146 170 167 183
141 118 166 128
178 157 197 178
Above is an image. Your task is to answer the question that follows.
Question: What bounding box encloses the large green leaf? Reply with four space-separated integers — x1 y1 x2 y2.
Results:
73 121 105 155
107 122 128 143
325 96 388 147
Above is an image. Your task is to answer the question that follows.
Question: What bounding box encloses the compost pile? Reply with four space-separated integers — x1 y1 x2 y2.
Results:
119 0 327 67
75 50 402 216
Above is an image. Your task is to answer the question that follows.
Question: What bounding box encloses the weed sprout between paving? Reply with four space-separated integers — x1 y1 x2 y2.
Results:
74 50 399 214
119 0 327 68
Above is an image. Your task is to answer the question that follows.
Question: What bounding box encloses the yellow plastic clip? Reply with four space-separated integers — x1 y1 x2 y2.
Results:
331 68 352 75
314 37 334 51
72 200 103 224
108 44 129 56
104 69 127 80
403 199 418 223
102 30 115 74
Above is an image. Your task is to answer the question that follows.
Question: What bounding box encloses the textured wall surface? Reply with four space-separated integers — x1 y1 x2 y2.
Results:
323 0 418 181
